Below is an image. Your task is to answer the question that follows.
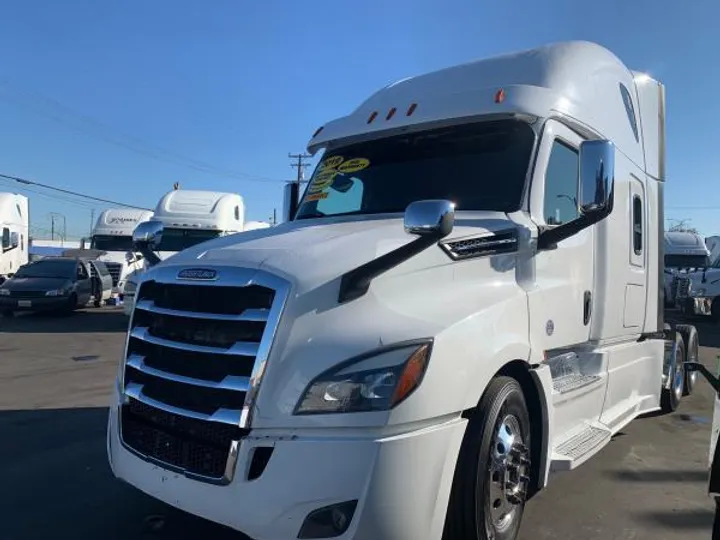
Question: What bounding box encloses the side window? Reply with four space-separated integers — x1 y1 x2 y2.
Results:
543 140 580 226
1 227 10 250
234 205 240 220
316 177 365 215
632 195 643 255
619 83 640 142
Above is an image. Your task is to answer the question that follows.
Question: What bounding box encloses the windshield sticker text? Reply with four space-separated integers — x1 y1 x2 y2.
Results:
305 192 329 202
337 157 370 173
309 169 338 193
318 155 344 171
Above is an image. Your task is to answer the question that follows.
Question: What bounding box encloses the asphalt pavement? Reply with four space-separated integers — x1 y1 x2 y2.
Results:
0 308 718 540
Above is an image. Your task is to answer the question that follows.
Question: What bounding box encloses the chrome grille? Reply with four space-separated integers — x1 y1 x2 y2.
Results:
118 266 290 484
105 262 122 287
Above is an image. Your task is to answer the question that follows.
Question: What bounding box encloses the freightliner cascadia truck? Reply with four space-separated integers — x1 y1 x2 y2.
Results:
108 41 698 540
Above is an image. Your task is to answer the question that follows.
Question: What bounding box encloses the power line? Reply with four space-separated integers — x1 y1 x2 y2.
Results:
0 171 150 210
0 80 290 184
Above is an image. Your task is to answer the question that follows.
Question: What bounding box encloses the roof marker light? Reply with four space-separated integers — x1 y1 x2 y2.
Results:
386 107 397 120
494 89 505 104
367 111 378 124
406 103 417 116
312 126 324 138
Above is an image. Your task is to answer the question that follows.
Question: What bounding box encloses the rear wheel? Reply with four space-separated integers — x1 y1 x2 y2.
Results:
676 324 699 395
443 376 531 540
661 331 685 413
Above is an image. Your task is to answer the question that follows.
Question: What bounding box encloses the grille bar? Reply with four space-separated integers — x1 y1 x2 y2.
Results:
125 382 243 426
127 354 250 391
135 299 270 322
118 265 290 483
130 326 260 356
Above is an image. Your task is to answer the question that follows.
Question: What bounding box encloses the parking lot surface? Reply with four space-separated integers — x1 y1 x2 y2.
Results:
0 308 718 539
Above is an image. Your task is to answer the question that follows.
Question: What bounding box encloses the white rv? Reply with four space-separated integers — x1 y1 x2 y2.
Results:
89 208 154 295
108 42 697 540
0 193 29 283
121 190 269 315
663 231 710 307
706 235 720 266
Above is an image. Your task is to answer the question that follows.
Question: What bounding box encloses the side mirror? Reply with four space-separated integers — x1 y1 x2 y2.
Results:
404 200 455 238
579 139 615 217
133 221 163 267
538 139 615 250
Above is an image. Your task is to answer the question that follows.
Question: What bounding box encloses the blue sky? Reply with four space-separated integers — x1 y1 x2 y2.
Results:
0 0 717 239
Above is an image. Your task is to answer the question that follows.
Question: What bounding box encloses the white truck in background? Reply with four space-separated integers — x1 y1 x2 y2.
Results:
88 208 154 296
663 231 710 307
0 193 29 283
122 189 270 314
706 235 720 266
108 42 698 540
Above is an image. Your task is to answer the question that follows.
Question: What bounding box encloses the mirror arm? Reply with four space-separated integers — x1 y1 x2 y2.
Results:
338 232 443 304
135 244 161 267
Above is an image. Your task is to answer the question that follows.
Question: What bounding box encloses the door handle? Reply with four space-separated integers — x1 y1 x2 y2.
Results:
583 291 592 326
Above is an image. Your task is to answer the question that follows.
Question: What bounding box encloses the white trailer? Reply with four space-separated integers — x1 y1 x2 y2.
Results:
663 231 710 307
108 41 697 540
0 193 29 283
121 189 269 315
89 208 154 295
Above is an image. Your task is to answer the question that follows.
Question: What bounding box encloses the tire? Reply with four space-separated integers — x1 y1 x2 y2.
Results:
661 331 685 413
443 376 531 540
676 324 699 396
64 293 78 314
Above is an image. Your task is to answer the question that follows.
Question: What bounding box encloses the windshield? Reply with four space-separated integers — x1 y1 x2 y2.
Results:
154 228 223 252
665 254 709 269
14 260 75 279
295 119 535 220
91 234 134 252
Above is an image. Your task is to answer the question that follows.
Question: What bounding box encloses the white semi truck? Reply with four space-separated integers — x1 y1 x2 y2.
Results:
121 189 270 315
89 208 154 295
108 41 698 540
663 231 710 307
0 193 29 283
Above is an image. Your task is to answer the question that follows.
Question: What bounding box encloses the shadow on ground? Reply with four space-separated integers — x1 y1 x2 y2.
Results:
0 307 128 334
0 407 247 540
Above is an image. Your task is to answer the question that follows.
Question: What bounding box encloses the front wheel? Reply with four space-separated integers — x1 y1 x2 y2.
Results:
443 376 531 540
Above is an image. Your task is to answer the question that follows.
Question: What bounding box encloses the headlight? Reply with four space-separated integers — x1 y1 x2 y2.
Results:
294 342 432 415
45 288 68 296
0 289 9 296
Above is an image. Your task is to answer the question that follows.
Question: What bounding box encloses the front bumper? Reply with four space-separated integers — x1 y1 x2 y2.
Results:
0 295 69 311
107 398 466 540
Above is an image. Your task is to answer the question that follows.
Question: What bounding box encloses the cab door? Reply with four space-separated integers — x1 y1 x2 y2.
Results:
527 120 595 351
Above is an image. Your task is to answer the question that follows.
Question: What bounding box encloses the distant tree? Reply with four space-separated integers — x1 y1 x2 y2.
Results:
667 218 699 234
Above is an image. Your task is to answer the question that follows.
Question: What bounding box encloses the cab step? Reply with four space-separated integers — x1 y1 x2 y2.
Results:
552 373 602 394
550 424 612 471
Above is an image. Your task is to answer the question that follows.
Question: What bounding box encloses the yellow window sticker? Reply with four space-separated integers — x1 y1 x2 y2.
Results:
305 191 329 202
309 169 337 193
337 157 370 174
318 156 344 171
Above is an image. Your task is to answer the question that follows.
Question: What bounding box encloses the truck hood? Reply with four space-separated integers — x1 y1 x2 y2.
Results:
139 212 530 428
157 212 517 295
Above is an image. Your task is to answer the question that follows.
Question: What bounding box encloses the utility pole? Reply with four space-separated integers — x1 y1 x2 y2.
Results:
289 153 312 185
271 208 277 225
90 208 95 236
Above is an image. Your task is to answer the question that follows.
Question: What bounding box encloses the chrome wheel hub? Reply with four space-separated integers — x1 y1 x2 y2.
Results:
487 414 531 531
